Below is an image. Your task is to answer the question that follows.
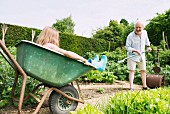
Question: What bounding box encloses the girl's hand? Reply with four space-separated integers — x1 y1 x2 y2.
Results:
84 60 91 66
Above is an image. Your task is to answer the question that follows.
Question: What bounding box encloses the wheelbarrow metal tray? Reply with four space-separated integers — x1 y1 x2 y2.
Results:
16 40 94 87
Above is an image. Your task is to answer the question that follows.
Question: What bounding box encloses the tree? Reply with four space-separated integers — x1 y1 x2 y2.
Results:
52 16 75 34
92 20 126 47
120 18 129 26
145 8 170 47
93 20 122 40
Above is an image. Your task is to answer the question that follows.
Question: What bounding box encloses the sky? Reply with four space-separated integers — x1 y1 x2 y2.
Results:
0 0 170 37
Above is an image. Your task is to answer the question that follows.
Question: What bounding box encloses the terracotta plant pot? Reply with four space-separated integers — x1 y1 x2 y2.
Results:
146 74 164 89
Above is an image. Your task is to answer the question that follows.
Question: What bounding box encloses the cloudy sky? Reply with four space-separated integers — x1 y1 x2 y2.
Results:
0 0 170 37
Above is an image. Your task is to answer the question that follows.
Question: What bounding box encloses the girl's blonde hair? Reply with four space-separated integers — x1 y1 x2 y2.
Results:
36 26 59 46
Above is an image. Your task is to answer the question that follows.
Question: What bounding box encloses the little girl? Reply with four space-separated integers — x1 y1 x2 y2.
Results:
36 26 107 71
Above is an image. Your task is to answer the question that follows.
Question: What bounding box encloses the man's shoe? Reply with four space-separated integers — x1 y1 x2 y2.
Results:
142 87 148 90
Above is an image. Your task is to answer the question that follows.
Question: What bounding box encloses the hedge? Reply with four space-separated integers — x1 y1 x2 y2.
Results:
0 23 117 55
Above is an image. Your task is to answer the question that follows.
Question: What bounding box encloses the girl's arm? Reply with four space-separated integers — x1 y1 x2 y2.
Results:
44 43 88 64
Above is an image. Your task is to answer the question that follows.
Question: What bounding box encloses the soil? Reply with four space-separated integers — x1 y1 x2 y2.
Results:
0 80 142 114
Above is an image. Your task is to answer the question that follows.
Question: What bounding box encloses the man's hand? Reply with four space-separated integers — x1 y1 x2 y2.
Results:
132 50 141 55
147 47 152 52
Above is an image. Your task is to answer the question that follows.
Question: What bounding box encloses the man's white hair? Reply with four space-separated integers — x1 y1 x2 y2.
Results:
134 20 145 28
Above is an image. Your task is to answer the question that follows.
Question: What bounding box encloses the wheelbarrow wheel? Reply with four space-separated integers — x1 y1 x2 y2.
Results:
48 85 79 114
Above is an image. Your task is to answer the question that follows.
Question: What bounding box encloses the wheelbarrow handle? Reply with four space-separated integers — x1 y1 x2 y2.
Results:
0 40 27 114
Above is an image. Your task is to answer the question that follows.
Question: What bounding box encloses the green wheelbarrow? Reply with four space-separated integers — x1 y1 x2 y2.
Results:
0 40 94 114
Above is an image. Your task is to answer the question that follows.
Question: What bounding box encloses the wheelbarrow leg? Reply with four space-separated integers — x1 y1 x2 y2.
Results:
75 80 84 101
71 81 84 102
18 76 27 114
33 88 53 114
11 71 28 114
11 71 19 102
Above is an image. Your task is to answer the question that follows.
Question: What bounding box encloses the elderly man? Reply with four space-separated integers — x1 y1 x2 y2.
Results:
126 21 152 91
